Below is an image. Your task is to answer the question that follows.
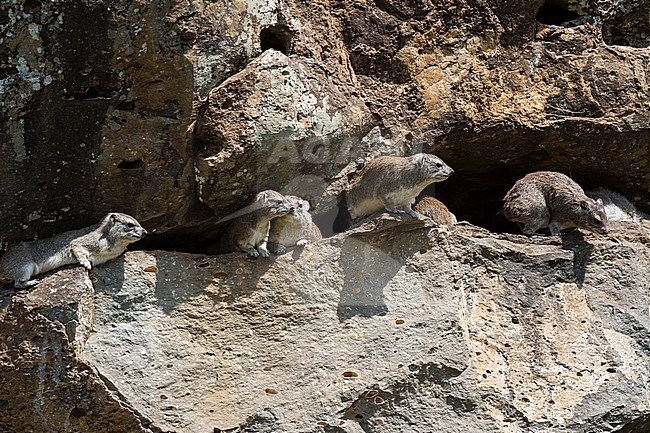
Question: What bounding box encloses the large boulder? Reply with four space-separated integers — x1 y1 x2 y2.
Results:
2 220 649 432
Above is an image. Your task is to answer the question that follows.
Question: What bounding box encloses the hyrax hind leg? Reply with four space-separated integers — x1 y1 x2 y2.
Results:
520 202 550 235
14 263 39 289
508 190 550 235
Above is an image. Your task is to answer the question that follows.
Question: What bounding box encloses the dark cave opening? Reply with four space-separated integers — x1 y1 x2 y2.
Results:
615 414 650 433
536 1 581 26
603 15 650 48
260 25 293 55
117 159 144 170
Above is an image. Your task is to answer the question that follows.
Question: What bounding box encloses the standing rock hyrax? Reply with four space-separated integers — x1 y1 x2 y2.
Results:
268 195 322 254
414 196 457 226
346 153 454 220
503 171 608 236
0 213 147 289
207 190 294 258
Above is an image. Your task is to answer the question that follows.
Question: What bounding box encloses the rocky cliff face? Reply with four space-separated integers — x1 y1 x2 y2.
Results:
1 220 649 432
1 0 649 431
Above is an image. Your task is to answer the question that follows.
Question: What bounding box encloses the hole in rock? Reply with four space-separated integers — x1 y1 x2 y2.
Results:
603 13 650 48
24 0 42 14
70 407 87 418
536 0 581 25
116 100 136 111
260 25 293 55
117 159 144 170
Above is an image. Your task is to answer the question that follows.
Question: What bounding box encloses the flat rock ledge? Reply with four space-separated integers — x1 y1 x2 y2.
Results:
1 218 649 433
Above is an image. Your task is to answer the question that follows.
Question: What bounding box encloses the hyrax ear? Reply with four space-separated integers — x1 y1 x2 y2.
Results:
257 191 271 205
596 198 604 208
109 213 117 222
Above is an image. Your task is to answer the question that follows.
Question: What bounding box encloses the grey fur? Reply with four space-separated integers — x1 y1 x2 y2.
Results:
207 190 293 258
503 171 608 236
0 213 147 289
268 195 322 254
587 187 650 234
347 153 454 220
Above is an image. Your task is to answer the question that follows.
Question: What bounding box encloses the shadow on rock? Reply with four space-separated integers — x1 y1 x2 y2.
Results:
337 215 432 321
560 231 594 288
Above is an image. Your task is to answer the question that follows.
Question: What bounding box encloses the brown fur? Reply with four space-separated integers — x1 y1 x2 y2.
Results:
414 196 457 226
268 196 322 254
503 171 608 236
347 153 454 220
207 190 293 257
0 213 147 289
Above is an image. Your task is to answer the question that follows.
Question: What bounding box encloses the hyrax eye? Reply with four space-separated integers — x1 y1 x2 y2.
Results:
127 223 136 228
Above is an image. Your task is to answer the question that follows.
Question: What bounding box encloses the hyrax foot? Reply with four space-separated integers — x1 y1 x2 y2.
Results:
296 239 308 247
384 206 407 216
406 209 420 219
15 279 38 289
258 246 271 258
242 247 260 258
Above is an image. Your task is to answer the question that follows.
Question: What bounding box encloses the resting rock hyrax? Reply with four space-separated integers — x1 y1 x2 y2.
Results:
503 171 608 236
346 153 454 220
587 187 650 233
207 190 293 258
268 195 322 254
414 196 457 226
0 212 147 289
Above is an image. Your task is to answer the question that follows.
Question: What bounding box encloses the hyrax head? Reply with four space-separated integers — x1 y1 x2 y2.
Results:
106 213 148 240
256 190 293 217
285 195 310 218
577 197 608 235
413 153 454 181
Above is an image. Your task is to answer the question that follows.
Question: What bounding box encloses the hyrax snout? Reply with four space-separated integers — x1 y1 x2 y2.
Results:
347 153 454 220
503 171 608 236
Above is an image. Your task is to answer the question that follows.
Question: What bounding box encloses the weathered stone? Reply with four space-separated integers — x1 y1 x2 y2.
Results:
0 267 155 432
35 219 644 432
1 0 650 430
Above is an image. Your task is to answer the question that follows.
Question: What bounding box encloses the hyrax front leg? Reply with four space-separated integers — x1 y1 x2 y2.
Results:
256 239 271 257
238 242 261 257
548 221 569 236
71 245 93 270
382 193 407 216
404 200 420 219
383 194 419 218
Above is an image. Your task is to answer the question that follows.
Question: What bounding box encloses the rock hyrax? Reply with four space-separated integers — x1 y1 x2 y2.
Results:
0 213 147 289
587 187 649 233
414 196 457 226
207 190 293 258
503 171 608 236
346 153 454 220
268 195 322 254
